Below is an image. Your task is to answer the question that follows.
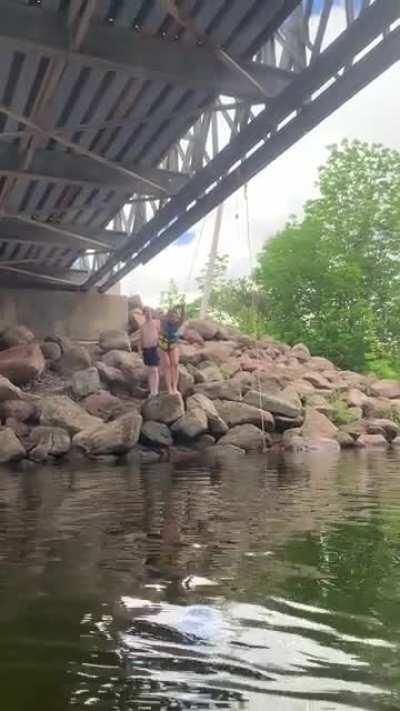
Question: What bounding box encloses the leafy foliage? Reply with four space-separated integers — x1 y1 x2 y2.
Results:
255 140 400 372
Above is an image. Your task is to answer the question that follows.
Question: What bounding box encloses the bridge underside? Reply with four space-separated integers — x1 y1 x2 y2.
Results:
0 0 398 292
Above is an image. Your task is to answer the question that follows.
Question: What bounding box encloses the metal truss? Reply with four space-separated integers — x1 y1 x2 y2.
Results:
82 0 400 293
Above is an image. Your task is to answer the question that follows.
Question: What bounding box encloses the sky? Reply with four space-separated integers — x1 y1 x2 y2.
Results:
120 8 400 306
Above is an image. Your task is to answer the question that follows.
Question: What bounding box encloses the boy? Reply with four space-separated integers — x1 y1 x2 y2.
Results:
139 307 160 396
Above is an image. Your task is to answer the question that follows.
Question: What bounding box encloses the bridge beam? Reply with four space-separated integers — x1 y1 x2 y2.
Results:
0 0 292 101
0 215 127 250
0 145 187 198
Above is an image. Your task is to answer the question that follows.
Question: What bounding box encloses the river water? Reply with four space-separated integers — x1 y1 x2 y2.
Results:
1 449 400 711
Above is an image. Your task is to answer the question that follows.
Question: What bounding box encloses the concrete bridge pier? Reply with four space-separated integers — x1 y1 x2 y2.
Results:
0 288 128 341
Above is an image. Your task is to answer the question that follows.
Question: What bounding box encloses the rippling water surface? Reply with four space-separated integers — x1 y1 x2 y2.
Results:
1 449 400 710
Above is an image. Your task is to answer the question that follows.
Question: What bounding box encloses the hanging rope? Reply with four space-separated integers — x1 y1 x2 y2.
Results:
183 215 207 295
243 183 269 453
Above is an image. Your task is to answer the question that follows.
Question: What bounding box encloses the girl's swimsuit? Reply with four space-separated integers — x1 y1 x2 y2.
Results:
159 320 179 351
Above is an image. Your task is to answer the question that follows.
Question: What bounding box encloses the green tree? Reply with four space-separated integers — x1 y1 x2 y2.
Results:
159 279 184 311
255 140 400 372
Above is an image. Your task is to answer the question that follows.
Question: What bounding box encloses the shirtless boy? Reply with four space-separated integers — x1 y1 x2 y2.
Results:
139 307 160 396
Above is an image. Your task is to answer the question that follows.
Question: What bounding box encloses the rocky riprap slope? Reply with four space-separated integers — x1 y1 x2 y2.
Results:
0 296 399 466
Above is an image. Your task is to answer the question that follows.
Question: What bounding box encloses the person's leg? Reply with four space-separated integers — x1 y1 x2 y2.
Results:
170 347 180 394
160 349 173 394
148 366 159 396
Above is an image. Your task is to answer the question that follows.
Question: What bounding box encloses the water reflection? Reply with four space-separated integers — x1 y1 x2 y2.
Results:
1 450 400 709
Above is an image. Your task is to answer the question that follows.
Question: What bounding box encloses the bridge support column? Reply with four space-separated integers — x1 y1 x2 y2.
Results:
0 288 128 341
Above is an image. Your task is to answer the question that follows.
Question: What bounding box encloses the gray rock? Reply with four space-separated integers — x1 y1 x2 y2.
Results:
186 393 228 436
82 390 124 421
218 424 268 451
0 343 45 385
178 365 195 396
356 433 389 448
214 399 274 430
0 375 25 402
40 341 62 363
0 325 34 350
28 426 70 462
193 381 242 401
73 411 143 455
0 399 39 422
186 319 219 340
244 389 301 418
141 421 173 447
0 428 26 462
142 393 184 424
197 364 224 382
40 395 102 435
301 407 338 441
71 367 101 399
202 444 246 464
99 329 131 353
54 344 91 375
171 408 208 439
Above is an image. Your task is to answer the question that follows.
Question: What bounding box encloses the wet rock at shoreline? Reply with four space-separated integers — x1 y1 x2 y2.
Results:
218 424 269 452
0 428 26 463
27 426 71 462
73 411 142 456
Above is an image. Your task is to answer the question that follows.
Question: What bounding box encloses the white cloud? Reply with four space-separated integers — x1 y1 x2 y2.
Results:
121 13 400 307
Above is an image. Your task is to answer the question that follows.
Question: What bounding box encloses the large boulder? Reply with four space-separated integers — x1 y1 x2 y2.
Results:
200 341 237 365
290 343 311 362
82 391 124 421
0 375 25 402
365 418 399 442
186 393 228 437
197 363 224 382
141 421 173 447
357 433 389 448
202 444 246 465
141 393 184 424
370 380 400 400
0 399 39 422
0 428 26 462
182 327 204 346
345 387 370 409
213 399 274 430
40 340 62 363
0 343 45 385
102 350 147 387
71 367 101 399
244 390 301 418
218 424 268 452
302 372 332 390
177 365 194 396
54 344 91 375
193 381 242 401
96 361 127 389
171 409 208 439
99 329 131 353
308 356 335 371
186 319 219 340
40 395 102 435
73 411 142 456
301 407 338 441
27 426 70 462
0 325 34 350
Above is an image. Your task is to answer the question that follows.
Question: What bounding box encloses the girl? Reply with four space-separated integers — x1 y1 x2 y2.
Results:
158 302 185 394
